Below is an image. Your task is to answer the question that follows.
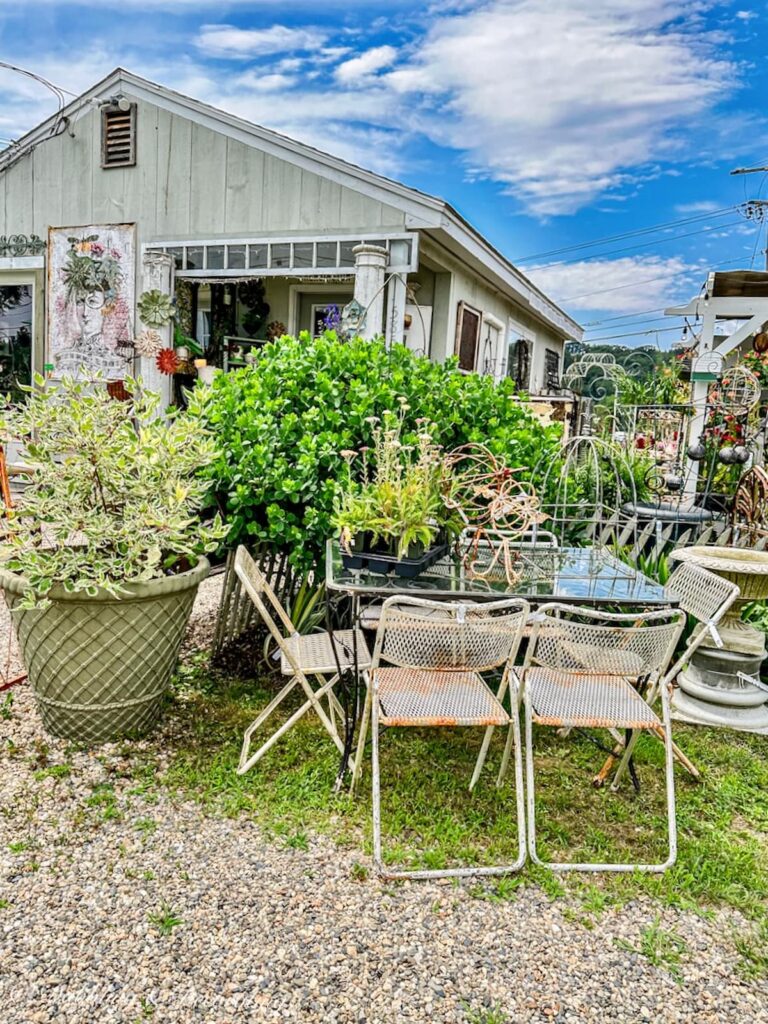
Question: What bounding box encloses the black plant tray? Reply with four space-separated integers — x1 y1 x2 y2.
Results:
341 542 449 578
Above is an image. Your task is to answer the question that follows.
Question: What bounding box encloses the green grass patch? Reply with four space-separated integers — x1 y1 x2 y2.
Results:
148 661 768 930
617 915 688 983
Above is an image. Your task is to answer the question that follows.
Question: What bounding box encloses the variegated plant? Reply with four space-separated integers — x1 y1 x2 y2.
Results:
0 375 225 607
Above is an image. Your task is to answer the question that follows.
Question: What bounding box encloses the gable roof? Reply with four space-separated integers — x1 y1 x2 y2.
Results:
0 68 582 341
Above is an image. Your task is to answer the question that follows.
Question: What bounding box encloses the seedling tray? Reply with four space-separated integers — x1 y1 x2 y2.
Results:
341 542 449 578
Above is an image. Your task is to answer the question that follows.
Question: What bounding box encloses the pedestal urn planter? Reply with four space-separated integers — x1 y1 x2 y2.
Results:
0 557 209 744
669 546 768 732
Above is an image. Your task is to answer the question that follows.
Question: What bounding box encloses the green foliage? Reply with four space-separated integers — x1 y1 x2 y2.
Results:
195 334 561 569
332 405 460 558
0 376 225 607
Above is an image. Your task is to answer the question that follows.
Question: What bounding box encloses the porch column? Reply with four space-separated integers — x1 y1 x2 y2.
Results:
353 244 387 341
384 239 409 348
139 251 173 415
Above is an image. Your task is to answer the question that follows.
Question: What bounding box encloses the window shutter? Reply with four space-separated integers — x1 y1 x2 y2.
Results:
455 302 481 372
101 104 137 169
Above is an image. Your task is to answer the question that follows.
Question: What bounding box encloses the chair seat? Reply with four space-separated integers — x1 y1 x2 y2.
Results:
281 629 371 675
527 667 660 730
374 667 509 727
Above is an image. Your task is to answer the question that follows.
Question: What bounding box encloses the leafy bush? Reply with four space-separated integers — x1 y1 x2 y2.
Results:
195 333 561 569
0 376 224 607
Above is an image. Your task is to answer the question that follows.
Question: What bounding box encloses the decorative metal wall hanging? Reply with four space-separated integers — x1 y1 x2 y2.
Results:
0 234 46 258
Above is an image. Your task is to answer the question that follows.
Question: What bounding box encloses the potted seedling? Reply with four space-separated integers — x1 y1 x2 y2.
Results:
333 405 458 577
0 376 225 744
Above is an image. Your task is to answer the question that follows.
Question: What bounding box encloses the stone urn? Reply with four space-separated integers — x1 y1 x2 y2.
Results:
669 546 768 732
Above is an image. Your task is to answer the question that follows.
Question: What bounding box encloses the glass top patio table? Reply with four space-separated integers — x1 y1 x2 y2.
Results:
326 540 671 606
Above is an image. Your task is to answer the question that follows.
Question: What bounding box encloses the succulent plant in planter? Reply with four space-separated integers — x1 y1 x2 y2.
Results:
0 375 225 744
332 404 461 575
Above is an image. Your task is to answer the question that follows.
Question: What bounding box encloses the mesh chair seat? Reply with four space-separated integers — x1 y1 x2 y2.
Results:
528 667 661 730
281 629 371 675
374 667 510 727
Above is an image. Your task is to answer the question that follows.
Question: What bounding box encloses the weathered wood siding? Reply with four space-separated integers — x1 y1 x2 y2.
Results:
0 96 407 245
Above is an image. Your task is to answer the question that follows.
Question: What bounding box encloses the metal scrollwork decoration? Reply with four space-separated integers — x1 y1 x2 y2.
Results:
732 465 768 544
443 443 545 585
0 234 46 258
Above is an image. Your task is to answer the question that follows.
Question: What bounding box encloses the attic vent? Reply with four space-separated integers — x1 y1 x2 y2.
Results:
101 103 136 168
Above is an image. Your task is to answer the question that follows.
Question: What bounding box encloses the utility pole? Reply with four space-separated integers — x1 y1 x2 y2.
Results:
731 165 768 270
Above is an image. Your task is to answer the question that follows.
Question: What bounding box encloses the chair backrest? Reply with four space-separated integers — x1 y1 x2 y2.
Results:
234 545 296 648
373 595 530 673
664 561 739 628
526 602 686 681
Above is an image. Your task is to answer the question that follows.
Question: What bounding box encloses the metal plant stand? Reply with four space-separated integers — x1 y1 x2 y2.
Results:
670 546 768 733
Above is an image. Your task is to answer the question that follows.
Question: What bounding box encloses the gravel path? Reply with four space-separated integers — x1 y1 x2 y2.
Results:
1 581 766 1023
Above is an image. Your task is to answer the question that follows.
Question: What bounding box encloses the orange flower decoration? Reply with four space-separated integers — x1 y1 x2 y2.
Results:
156 347 180 375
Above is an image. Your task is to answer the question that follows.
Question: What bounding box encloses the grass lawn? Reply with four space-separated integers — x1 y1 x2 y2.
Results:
147 650 768 966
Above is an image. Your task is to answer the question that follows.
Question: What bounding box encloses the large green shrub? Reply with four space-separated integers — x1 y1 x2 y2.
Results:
194 334 562 569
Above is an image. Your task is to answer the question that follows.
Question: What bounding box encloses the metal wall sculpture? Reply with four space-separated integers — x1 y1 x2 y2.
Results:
47 224 136 379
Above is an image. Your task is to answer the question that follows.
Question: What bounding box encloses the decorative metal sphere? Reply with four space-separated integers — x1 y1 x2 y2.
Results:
664 474 683 492
718 446 736 465
686 442 706 462
733 445 751 465
710 365 762 416
754 331 768 355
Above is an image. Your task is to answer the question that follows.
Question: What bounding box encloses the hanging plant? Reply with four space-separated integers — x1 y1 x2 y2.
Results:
156 347 179 375
138 289 174 328
134 329 163 359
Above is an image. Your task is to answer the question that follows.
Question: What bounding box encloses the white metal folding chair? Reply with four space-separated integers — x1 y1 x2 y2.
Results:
233 546 371 775
360 594 530 880
606 560 740 788
520 602 686 873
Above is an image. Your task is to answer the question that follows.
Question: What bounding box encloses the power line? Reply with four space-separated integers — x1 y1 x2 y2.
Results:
531 220 743 270
580 325 684 342
582 305 670 326
584 314 684 336
558 255 745 304
514 206 738 263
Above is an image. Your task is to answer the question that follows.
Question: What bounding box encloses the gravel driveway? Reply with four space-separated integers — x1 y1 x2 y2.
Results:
1 580 766 1023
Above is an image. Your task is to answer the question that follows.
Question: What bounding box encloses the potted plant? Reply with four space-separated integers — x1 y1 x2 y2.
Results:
332 406 459 577
0 376 225 744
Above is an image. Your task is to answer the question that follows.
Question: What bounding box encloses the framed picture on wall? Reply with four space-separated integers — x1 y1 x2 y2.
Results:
454 301 481 372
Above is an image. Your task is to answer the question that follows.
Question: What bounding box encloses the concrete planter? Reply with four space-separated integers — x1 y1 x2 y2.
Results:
0 557 209 744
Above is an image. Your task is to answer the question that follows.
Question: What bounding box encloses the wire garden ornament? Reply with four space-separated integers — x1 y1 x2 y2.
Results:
709 364 762 418
443 443 546 585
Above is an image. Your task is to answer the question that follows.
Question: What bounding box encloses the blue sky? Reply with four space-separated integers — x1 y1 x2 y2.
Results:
1 0 767 346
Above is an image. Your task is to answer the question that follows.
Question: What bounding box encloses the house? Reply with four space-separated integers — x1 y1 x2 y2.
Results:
0 68 582 407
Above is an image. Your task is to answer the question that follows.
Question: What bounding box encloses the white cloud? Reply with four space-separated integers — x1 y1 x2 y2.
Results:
674 200 723 214
335 45 398 84
386 0 738 214
234 71 297 93
528 255 696 313
196 24 326 59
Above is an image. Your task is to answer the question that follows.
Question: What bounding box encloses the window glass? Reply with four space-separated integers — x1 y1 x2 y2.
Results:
270 243 291 269
185 246 203 270
0 284 33 402
207 245 225 270
316 242 338 267
248 244 267 269
227 245 246 270
293 243 314 268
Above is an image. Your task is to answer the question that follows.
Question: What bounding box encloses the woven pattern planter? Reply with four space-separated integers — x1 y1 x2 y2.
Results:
0 558 209 744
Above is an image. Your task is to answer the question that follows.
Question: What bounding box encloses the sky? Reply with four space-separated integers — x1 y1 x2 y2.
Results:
0 0 767 348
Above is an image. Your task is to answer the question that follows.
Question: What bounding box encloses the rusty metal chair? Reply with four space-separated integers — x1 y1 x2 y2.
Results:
605 560 740 788
233 546 371 775
360 594 529 880
518 602 686 873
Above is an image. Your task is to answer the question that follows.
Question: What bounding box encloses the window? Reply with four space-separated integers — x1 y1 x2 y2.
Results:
0 283 33 403
101 103 137 169
455 302 482 372
507 337 531 391
544 348 561 391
